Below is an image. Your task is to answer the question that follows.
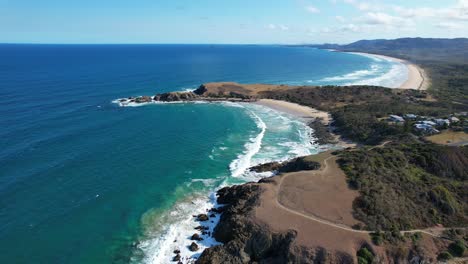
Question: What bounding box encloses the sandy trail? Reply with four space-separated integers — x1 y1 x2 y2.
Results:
262 152 465 238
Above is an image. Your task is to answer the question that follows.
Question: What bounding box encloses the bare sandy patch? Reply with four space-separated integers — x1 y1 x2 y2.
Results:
278 152 361 227
426 131 468 146
252 151 380 261
254 177 371 262
202 82 295 96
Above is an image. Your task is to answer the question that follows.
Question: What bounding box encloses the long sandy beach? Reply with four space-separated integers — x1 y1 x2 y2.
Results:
351 52 431 90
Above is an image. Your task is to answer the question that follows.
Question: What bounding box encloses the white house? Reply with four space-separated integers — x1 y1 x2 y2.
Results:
449 116 460 123
421 120 436 126
434 119 450 127
389 115 405 122
414 124 439 134
404 114 417 120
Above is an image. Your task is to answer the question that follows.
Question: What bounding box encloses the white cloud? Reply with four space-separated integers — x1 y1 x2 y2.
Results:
335 16 345 22
306 5 320 13
343 0 381 11
267 24 289 31
436 21 464 30
393 1 468 21
318 23 360 34
340 23 360 32
362 12 408 26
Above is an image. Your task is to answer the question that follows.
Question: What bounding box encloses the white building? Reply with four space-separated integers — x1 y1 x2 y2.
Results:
404 114 417 120
389 115 405 122
449 116 460 123
434 119 450 127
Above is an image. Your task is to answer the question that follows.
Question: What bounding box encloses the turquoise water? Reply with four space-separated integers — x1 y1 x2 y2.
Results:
0 45 406 263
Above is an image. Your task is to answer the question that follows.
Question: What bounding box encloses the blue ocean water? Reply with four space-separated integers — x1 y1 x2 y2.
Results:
0 44 406 263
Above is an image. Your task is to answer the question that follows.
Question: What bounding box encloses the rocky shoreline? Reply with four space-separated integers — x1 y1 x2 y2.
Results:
115 84 258 106
196 183 320 264
117 82 463 263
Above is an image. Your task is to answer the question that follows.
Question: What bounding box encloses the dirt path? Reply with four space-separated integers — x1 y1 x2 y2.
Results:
275 154 466 238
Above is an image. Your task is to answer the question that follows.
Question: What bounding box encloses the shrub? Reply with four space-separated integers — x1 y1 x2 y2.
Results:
448 240 466 257
371 232 383 246
357 247 374 264
437 251 453 261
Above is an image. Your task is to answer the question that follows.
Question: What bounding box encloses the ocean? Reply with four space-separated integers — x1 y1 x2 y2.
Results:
0 44 407 263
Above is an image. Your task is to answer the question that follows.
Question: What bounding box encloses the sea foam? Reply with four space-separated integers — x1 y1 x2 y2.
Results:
317 52 408 88
137 103 321 263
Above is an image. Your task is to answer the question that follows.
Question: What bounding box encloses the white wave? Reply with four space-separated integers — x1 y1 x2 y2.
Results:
190 178 219 186
348 52 384 62
112 98 187 107
139 193 222 264
318 52 408 88
137 102 323 264
346 62 408 88
320 64 380 82
229 110 266 178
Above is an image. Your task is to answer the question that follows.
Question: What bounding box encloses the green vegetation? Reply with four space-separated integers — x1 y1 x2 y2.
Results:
337 141 468 231
310 37 468 106
357 247 374 264
437 251 453 261
370 232 383 246
448 240 466 257
260 85 455 145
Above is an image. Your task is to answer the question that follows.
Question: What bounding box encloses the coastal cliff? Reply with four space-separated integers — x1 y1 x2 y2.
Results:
196 182 355 264
195 149 466 264
116 82 467 263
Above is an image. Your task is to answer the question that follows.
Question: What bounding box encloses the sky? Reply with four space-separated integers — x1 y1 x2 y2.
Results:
0 0 467 44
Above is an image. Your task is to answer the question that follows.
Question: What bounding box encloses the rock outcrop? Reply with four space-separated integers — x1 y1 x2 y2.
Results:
196 214 209 222
153 91 200 101
189 242 199 252
196 183 344 264
249 156 321 173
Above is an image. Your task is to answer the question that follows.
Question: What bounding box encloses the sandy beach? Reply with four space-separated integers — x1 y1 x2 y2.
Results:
255 99 356 148
351 52 430 90
255 99 330 124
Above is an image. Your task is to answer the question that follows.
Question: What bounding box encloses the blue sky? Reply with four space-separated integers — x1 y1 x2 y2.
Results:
1 0 467 44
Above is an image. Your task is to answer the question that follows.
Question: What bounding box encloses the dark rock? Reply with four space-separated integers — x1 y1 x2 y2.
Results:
191 233 203 241
135 96 152 103
195 225 209 231
196 182 309 263
249 156 320 173
307 118 337 145
194 84 208 95
153 92 199 102
173 254 181 261
189 242 199 252
173 249 180 254
209 207 225 213
196 214 209 221
209 213 216 218
196 177 362 263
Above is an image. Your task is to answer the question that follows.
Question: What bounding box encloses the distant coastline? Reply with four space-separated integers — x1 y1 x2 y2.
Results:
346 51 430 90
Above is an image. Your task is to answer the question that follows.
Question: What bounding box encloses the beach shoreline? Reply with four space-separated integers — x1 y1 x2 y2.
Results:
349 52 430 90
254 99 356 148
254 99 330 124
